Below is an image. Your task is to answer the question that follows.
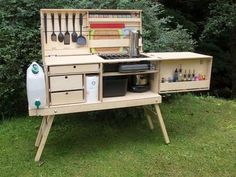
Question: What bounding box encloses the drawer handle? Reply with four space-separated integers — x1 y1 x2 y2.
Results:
65 92 68 95
65 76 68 79
73 65 76 68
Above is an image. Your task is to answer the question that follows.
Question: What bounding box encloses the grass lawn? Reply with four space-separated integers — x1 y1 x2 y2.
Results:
0 94 235 177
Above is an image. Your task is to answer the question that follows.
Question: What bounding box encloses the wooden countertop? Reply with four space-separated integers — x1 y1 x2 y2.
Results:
146 52 212 60
44 52 212 66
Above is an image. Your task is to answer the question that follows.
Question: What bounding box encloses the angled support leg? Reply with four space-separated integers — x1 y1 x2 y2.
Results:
154 104 170 144
35 115 54 162
35 116 47 147
143 107 154 130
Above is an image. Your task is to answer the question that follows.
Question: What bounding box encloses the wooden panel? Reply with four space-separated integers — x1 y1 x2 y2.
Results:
29 91 161 116
49 64 99 75
45 55 103 66
50 75 83 92
103 70 158 77
40 9 142 59
88 18 141 22
41 9 142 13
89 39 142 48
51 90 84 105
159 80 209 93
90 28 124 53
147 52 212 60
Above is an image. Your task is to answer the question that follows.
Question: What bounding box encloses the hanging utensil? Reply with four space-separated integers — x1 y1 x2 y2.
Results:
64 13 70 45
44 13 47 43
77 13 86 46
58 13 64 42
71 13 78 42
51 13 57 42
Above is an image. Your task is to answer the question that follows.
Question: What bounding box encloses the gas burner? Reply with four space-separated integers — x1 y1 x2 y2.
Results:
98 53 149 60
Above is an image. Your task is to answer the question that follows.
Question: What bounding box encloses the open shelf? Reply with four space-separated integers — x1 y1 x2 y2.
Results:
159 58 212 93
103 70 158 77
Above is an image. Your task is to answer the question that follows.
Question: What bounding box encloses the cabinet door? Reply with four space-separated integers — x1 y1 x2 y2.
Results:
159 58 212 93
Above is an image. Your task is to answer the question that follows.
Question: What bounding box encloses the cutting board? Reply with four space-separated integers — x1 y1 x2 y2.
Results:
89 23 126 54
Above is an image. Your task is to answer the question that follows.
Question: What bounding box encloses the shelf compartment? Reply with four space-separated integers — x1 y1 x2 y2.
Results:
159 58 212 93
159 80 210 93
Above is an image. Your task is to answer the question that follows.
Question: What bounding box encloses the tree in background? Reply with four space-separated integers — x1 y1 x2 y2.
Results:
200 0 236 98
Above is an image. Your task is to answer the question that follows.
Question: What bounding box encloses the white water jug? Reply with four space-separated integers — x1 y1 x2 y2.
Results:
26 62 46 109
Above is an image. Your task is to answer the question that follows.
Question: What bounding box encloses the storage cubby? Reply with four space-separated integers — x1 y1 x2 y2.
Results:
159 58 212 93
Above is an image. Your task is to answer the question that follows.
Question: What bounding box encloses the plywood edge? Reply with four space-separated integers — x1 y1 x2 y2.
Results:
29 96 161 116
40 9 142 13
146 52 213 60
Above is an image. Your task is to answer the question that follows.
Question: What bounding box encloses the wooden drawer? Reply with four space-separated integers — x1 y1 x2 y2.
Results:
50 90 84 105
49 64 99 75
50 75 83 92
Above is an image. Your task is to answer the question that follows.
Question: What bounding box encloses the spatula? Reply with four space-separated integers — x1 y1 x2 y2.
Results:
58 13 64 42
77 13 86 46
64 13 70 45
51 13 57 42
71 13 78 42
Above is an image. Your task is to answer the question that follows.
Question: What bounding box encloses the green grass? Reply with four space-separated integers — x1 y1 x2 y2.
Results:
0 94 236 177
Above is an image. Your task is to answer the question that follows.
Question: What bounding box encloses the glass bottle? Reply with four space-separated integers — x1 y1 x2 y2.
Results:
192 69 195 81
183 70 187 81
178 65 183 81
173 68 178 82
188 69 191 81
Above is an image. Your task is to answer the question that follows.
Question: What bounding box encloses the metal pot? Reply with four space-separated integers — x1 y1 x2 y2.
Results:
132 74 149 86
129 30 140 57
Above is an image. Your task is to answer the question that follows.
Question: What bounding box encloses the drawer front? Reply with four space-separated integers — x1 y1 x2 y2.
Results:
50 75 83 92
49 64 99 75
50 90 84 105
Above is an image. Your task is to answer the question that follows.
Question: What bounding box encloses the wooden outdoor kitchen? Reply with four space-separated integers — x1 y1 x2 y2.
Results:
27 9 213 161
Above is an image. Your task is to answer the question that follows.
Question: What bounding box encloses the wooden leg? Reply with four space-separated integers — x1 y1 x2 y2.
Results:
35 115 54 162
35 116 47 147
143 107 154 130
154 104 170 144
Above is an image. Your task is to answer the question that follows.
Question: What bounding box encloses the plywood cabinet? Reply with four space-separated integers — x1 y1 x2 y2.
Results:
158 57 212 93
